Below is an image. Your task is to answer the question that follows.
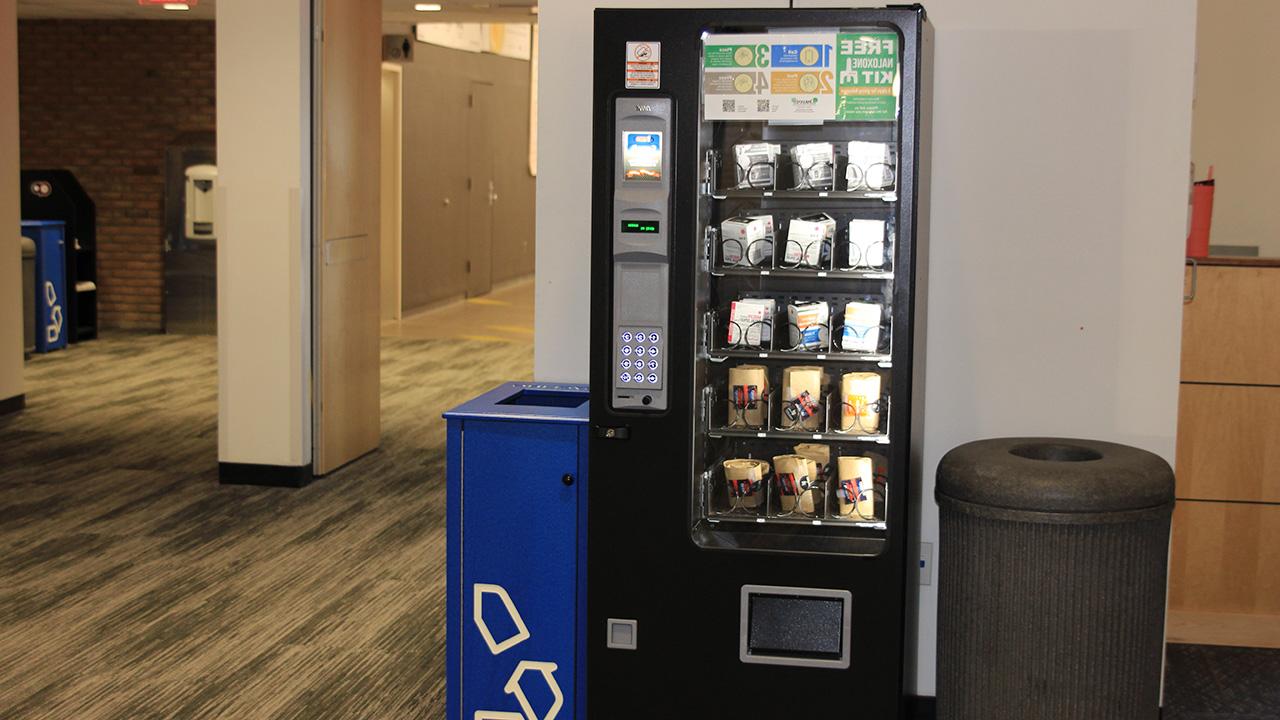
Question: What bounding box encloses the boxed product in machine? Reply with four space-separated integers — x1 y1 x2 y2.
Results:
728 298 775 348
846 218 887 269
720 215 772 266
784 213 835 267
787 300 830 351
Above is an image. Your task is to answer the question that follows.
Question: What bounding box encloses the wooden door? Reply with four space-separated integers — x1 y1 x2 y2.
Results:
466 81 496 298
314 0 381 475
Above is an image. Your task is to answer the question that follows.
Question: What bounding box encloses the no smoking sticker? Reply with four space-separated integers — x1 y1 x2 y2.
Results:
626 41 661 90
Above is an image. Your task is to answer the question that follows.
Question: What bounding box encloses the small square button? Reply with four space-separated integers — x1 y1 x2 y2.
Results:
607 618 638 650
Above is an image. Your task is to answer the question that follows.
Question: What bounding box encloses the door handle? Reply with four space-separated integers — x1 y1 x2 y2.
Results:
1184 257 1197 304
488 180 498 206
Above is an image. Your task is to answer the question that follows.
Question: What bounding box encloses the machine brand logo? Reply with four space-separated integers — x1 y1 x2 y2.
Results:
634 104 655 112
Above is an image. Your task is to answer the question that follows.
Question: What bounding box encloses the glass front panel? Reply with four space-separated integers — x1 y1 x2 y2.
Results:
692 27 904 555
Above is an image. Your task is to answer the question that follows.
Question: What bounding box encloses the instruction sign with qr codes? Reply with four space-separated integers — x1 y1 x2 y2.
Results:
626 41 661 89
703 32 900 122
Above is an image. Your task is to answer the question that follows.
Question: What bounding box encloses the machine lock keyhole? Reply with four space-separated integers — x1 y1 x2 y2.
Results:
562 473 575 487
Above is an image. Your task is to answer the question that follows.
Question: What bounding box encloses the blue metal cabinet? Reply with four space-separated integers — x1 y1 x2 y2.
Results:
445 382 588 720
21 220 67 353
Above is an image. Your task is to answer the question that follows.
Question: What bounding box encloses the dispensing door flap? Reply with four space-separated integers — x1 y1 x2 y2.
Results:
740 585 852 669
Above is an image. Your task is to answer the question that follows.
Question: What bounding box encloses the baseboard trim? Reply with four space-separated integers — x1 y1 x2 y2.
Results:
0 394 26 417
218 462 314 488
908 695 936 719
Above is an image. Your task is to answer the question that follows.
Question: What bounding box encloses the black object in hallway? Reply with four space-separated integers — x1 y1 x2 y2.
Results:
1163 643 1280 719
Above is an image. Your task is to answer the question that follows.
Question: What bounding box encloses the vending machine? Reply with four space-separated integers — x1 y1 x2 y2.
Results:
589 6 931 718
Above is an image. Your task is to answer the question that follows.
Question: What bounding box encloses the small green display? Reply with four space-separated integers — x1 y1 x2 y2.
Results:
621 220 660 234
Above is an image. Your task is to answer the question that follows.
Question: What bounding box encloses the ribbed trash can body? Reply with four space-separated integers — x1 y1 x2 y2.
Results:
936 438 1174 720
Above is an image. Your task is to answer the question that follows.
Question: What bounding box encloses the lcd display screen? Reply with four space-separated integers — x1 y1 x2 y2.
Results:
623 131 663 181
621 220 660 234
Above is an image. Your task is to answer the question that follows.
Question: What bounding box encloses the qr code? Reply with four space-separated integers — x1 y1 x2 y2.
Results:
757 99 770 112
722 99 736 112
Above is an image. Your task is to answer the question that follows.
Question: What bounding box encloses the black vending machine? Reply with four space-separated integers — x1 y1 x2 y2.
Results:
589 7 931 718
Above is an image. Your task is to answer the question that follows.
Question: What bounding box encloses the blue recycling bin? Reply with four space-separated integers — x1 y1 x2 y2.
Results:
445 382 588 720
22 220 68 353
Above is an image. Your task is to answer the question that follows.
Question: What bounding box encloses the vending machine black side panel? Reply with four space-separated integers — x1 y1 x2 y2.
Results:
589 8 930 719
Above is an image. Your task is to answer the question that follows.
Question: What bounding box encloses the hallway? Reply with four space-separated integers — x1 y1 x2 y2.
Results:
0 333 530 718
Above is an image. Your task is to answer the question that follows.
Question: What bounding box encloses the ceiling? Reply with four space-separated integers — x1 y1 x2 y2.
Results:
17 0 537 24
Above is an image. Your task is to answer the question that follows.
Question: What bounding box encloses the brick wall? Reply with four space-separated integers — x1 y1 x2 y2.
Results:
18 20 215 331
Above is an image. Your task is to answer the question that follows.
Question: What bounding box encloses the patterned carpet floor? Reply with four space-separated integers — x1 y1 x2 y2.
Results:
1164 643 1280 719
3 336 1278 719
0 333 531 719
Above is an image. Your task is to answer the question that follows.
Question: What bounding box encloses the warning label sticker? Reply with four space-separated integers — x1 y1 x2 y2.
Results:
626 41 661 90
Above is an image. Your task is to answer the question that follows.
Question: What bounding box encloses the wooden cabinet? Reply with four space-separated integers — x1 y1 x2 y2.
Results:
1169 260 1280 648
1181 265 1280 385
1176 384 1280 503
1169 502 1280 614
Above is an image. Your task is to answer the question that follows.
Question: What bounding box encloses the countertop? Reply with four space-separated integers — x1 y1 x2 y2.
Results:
1189 257 1280 268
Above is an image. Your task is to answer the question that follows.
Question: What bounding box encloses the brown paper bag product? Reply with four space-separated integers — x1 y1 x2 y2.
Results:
836 455 877 519
781 366 826 431
840 372 882 434
773 454 822 515
723 458 769 510
727 365 769 428
794 443 831 514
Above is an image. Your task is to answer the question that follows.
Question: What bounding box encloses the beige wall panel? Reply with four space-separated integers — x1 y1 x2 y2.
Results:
1192 1 1280 257
400 43 534 312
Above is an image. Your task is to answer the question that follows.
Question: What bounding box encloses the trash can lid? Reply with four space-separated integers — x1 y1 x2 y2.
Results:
937 437 1174 514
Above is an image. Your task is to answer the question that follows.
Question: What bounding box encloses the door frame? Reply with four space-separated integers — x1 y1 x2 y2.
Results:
466 80 496 298
380 61 403 322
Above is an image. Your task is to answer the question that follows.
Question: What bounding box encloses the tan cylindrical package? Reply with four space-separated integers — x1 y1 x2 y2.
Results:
840 372 881 434
781 366 826 431
837 455 876 519
723 458 770 510
727 365 769 428
794 443 831 515
773 454 822 515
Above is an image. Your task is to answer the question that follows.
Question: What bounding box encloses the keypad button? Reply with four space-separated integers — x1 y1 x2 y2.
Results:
647 360 658 370
648 332 660 343
647 373 658 384
622 331 633 343
621 346 632 356
647 345 659 357
621 359 632 370
620 372 632 383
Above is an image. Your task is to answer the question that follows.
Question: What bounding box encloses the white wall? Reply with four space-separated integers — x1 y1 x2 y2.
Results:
535 0 1195 696
0 0 21 407
216 0 312 467
1193 0 1280 256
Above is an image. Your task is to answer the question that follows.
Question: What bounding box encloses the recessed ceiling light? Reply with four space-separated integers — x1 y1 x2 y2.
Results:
414 2 443 10
162 3 190 10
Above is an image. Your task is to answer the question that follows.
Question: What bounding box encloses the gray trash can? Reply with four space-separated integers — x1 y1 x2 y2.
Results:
21 235 36 353
936 438 1174 720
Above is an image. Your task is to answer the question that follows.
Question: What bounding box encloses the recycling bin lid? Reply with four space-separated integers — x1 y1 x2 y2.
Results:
444 381 589 425
936 437 1174 514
